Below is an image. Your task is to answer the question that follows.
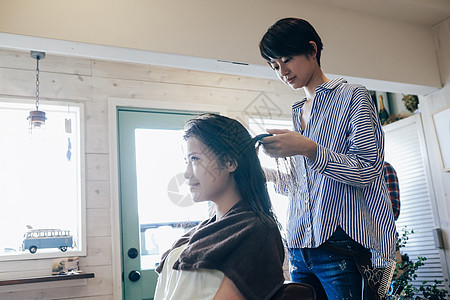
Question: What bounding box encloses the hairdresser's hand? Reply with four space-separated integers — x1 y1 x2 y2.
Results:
261 129 318 162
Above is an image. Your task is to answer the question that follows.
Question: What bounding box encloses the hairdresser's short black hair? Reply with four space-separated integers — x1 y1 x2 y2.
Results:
259 18 323 67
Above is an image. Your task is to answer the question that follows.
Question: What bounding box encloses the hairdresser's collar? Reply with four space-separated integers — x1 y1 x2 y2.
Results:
315 77 346 94
292 78 347 110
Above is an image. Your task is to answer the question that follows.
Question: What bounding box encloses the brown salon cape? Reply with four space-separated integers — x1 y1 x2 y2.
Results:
156 201 285 300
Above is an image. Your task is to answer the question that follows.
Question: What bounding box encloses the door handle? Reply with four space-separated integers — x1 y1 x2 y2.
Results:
128 270 141 282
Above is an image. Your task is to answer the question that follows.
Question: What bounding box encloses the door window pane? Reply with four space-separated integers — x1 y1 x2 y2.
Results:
0 100 84 260
135 129 209 269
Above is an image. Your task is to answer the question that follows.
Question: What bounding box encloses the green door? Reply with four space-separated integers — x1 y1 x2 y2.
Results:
118 108 211 300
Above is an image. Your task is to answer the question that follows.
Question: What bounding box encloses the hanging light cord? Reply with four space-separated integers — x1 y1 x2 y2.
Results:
35 56 40 111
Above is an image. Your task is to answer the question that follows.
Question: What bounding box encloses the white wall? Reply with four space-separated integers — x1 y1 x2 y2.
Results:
0 0 442 91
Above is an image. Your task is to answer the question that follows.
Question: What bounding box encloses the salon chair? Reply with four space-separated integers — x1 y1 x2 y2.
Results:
270 282 316 300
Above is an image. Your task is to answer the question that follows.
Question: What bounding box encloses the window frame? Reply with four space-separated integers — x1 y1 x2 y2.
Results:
0 97 86 262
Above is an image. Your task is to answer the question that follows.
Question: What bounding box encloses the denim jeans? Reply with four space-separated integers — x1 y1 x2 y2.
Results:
288 228 369 300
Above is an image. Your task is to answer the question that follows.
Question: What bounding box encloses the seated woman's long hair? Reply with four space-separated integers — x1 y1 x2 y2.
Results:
183 113 277 224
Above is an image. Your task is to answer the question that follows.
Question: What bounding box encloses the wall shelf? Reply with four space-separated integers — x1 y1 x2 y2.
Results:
0 273 95 286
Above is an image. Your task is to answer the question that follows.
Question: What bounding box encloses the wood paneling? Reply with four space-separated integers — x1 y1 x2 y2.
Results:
86 208 111 238
85 154 110 181
85 101 109 153
0 68 93 101
85 181 110 209
0 48 299 299
0 49 92 76
92 60 294 94
82 237 112 267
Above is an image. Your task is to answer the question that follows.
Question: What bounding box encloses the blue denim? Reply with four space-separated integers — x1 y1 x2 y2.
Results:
288 228 368 300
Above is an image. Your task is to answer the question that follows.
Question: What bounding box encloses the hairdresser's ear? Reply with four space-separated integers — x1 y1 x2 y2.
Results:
226 161 238 173
309 41 317 58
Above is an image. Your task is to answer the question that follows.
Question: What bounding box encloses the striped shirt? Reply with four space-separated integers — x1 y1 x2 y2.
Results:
287 78 396 265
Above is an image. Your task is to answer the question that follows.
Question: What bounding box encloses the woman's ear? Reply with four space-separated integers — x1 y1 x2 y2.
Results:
226 161 238 173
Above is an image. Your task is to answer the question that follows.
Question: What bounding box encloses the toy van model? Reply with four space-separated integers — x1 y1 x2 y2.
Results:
22 229 73 253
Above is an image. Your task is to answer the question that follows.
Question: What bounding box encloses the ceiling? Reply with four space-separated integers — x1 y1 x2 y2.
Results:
304 0 450 26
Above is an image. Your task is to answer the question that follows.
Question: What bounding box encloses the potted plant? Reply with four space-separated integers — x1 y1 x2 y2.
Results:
402 95 419 113
388 227 449 299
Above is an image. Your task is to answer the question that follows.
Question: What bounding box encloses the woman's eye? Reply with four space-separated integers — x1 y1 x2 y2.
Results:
282 57 291 63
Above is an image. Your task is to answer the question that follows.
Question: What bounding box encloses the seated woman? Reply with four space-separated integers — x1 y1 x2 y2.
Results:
154 114 285 300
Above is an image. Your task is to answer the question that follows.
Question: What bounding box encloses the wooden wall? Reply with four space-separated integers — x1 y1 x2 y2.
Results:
0 48 299 299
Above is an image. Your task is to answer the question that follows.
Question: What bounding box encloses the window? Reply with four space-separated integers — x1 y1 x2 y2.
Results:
0 99 85 261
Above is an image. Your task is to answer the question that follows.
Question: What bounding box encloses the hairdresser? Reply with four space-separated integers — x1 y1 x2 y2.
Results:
259 18 396 299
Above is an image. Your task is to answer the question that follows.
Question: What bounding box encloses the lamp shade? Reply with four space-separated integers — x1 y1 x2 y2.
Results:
28 110 47 129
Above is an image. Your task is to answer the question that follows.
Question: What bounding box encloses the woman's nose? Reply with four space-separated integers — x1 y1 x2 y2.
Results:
279 64 289 77
184 162 192 179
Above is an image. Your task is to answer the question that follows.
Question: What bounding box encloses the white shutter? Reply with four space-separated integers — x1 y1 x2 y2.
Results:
384 114 447 286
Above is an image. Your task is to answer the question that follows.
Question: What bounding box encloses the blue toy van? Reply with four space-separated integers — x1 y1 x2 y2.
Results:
22 229 73 253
